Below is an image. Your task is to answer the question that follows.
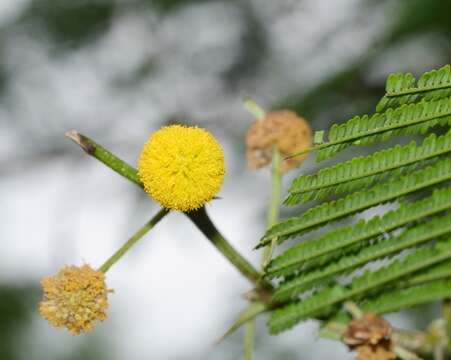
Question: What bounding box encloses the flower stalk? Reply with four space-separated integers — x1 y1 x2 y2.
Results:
242 147 282 359
261 147 282 268
186 207 272 292
99 208 169 273
244 321 254 360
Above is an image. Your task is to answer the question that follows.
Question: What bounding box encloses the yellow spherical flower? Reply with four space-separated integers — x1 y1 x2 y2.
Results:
138 125 225 211
39 265 112 335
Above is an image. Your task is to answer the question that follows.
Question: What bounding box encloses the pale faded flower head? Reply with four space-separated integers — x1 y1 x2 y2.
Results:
39 264 112 335
246 110 312 172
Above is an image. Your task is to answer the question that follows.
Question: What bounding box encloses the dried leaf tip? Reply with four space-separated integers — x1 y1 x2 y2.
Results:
65 130 94 154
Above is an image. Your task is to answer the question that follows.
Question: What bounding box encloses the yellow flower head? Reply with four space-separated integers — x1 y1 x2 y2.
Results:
138 125 225 211
39 265 111 335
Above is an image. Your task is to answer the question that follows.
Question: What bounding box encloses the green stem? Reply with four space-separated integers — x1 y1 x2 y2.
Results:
218 301 268 343
99 208 169 273
343 301 363 319
65 130 143 187
394 346 422 360
241 99 268 360
244 322 254 360
243 98 266 120
261 147 282 268
241 147 282 360
186 207 272 292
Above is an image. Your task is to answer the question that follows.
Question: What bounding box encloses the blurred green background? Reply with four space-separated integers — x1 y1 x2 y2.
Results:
1 0 450 359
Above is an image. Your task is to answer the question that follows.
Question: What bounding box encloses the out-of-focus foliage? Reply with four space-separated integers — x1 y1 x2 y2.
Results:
386 0 451 40
19 0 115 48
146 0 210 13
0 286 38 359
279 0 451 124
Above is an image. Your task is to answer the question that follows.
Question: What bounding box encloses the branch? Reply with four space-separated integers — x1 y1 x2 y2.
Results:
65 130 143 187
244 321 254 360
186 207 272 293
99 208 169 273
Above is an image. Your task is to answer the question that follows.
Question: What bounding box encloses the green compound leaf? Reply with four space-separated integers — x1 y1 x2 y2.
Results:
315 96 451 161
265 64 451 338
327 277 451 325
268 237 451 334
260 163 451 248
400 260 451 288
286 130 451 205
263 186 451 271
360 279 451 315
377 65 451 112
271 212 451 302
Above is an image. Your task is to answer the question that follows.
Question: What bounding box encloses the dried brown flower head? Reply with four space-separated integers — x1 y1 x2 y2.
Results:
356 342 396 360
39 264 112 334
344 313 392 346
245 110 312 173
343 313 396 360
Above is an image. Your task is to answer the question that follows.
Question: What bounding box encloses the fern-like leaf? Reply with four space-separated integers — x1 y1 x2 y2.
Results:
261 164 451 248
401 260 451 288
360 279 451 315
271 213 451 302
286 130 451 204
314 96 451 161
327 278 451 325
377 65 451 112
268 237 451 334
266 64 451 337
264 186 451 274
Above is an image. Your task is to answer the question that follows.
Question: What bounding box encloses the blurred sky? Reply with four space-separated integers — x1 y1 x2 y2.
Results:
1 0 450 359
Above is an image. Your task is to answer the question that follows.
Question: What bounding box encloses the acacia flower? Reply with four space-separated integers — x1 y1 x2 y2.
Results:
138 125 225 211
39 265 111 335
246 110 312 172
